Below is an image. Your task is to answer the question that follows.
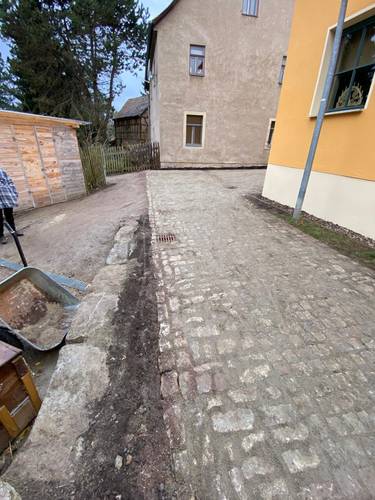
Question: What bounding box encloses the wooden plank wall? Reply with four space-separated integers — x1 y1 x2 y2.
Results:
0 123 34 210
0 120 86 210
35 126 66 205
53 127 86 200
14 124 52 208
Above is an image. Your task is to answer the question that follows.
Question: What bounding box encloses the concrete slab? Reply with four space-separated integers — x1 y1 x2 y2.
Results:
7 344 109 484
0 481 21 500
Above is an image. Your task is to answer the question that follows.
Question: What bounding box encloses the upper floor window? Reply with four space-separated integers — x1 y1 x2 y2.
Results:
328 16 375 112
278 56 287 85
242 0 259 17
190 45 205 76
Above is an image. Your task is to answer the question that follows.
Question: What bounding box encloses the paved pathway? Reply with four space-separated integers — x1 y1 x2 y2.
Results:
147 170 375 500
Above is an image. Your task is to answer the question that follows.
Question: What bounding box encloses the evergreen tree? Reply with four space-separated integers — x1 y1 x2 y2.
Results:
0 0 149 141
0 53 18 109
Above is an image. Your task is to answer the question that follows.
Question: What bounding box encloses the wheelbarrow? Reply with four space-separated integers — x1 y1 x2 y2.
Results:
0 222 79 352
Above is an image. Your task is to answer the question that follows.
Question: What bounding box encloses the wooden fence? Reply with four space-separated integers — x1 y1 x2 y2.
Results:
79 144 107 193
79 142 160 191
104 142 160 175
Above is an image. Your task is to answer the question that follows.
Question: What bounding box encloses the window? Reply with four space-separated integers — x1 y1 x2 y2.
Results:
265 119 276 149
190 45 205 76
278 56 287 85
186 114 204 147
328 16 375 112
242 0 259 17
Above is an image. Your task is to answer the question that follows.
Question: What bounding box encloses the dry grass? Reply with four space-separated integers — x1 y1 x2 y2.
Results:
284 215 375 270
248 194 375 271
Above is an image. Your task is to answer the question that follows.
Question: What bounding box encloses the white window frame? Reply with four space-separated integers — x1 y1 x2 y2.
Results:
189 45 206 77
183 112 206 149
264 118 276 150
310 4 375 117
242 0 259 17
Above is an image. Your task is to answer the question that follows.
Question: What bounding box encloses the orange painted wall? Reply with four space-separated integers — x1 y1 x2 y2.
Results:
269 0 375 181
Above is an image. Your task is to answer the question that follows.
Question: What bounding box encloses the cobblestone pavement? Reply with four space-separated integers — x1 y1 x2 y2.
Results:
147 170 375 500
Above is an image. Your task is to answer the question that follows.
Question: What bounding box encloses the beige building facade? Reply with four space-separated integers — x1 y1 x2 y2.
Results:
147 0 295 169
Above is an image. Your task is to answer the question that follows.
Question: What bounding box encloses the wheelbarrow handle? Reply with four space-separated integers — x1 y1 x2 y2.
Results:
4 221 28 268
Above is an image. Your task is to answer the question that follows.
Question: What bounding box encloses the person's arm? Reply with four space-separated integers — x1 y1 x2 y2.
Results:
4 171 18 197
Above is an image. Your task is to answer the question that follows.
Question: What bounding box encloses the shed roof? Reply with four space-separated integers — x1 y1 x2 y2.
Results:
114 96 149 120
0 109 87 129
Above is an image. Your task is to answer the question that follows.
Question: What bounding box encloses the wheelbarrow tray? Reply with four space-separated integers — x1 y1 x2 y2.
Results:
0 267 79 352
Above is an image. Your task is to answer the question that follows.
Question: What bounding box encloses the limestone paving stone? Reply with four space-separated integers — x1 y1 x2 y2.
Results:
212 409 255 433
147 170 375 499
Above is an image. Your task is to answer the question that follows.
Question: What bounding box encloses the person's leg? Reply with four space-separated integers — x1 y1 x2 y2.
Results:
3 208 15 231
0 209 4 236
3 208 23 236
0 209 6 244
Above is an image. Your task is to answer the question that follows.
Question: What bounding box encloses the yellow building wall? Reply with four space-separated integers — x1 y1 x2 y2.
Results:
269 0 375 182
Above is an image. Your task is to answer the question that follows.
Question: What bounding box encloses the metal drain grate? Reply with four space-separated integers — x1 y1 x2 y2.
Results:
157 233 177 243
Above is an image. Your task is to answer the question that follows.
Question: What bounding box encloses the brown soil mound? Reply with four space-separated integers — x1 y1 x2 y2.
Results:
0 279 74 348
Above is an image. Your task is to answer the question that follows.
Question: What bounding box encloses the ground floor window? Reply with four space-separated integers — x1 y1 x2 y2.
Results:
265 119 276 149
185 114 204 147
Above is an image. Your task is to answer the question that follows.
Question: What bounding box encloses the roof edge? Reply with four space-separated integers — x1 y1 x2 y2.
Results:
152 0 180 27
0 109 88 128
146 0 181 85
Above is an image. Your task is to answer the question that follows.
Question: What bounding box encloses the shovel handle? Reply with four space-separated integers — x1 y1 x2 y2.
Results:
4 221 28 267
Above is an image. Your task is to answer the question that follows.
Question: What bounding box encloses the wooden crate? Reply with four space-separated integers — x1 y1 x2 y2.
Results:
0 341 41 452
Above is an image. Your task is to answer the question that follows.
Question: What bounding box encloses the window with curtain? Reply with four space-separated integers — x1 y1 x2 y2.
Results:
186 115 204 147
242 0 259 17
328 16 375 111
190 45 205 76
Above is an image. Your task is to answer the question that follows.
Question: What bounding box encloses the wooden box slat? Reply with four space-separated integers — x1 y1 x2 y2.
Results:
0 341 21 367
0 343 41 452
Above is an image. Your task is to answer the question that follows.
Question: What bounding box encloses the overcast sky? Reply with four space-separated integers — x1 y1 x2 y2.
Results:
0 0 171 111
115 0 171 109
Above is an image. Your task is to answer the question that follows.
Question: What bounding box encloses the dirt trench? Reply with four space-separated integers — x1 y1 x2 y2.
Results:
71 215 182 499
11 215 185 499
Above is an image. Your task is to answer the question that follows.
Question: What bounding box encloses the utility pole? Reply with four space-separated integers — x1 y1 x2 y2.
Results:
293 0 349 220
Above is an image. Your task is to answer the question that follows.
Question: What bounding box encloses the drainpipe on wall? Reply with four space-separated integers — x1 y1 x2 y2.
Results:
293 0 349 221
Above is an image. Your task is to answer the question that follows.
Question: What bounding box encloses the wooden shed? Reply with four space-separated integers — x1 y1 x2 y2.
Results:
113 96 149 146
0 110 87 210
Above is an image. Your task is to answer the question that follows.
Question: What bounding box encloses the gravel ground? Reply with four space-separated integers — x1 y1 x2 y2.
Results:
0 173 148 284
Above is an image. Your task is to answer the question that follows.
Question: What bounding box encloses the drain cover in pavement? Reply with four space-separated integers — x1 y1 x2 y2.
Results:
157 233 176 243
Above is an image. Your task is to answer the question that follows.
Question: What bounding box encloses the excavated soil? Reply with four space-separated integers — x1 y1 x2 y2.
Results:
21 303 76 349
0 280 47 329
0 280 75 349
